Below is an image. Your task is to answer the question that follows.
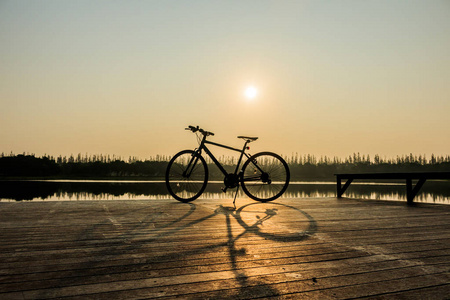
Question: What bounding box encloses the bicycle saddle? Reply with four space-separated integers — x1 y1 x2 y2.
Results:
237 136 258 142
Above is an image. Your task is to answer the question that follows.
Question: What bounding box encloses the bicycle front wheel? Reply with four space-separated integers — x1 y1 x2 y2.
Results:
241 152 290 202
165 150 208 202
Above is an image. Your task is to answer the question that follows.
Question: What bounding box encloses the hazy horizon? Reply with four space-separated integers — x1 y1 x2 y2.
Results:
1 1 449 159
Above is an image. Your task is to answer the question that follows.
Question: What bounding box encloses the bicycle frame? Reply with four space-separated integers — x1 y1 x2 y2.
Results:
195 135 252 177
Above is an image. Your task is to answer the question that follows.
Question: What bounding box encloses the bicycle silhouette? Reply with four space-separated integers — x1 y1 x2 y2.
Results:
165 126 290 203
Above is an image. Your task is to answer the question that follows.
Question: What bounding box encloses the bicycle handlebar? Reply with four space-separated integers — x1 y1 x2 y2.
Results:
186 125 214 136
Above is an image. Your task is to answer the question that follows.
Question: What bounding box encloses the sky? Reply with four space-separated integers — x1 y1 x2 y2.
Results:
1 0 449 160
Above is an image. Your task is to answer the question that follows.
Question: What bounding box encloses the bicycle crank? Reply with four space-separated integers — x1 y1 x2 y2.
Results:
223 173 240 192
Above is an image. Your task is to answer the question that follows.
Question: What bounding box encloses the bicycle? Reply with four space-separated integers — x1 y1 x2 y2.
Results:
165 125 290 203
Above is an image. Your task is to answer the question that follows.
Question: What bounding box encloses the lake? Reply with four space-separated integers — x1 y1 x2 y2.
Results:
1 180 449 204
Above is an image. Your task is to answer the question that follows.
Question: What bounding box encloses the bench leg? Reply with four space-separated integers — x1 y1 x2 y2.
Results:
406 178 426 205
337 178 353 198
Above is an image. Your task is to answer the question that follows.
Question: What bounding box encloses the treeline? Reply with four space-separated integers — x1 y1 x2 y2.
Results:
1 152 449 180
0 154 168 178
284 152 450 179
0 152 170 164
285 152 450 166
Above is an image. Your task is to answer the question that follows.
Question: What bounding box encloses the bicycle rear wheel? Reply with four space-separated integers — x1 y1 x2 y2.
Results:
241 152 290 202
165 150 208 202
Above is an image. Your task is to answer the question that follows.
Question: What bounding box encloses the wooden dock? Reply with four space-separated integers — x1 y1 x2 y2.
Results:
0 197 449 299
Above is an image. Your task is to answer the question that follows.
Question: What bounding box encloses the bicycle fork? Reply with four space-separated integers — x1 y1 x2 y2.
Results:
183 151 201 178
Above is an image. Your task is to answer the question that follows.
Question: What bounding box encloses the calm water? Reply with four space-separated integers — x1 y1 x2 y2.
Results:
1 180 449 204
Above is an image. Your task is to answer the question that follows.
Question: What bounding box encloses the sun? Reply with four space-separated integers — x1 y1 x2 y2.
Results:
244 86 258 99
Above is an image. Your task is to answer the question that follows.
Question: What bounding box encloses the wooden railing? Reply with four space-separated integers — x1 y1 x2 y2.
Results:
335 172 450 204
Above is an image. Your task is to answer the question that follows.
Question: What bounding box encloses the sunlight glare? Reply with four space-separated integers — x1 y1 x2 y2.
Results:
244 86 258 100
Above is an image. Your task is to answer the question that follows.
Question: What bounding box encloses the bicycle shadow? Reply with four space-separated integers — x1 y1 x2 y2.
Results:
36 200 317 298
131 201 317 298
205 202 317 298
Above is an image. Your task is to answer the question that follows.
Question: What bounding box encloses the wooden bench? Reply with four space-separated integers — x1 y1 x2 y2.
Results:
335 172 450 204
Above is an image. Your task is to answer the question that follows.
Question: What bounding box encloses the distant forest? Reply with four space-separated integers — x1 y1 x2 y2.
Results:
1 152 449 180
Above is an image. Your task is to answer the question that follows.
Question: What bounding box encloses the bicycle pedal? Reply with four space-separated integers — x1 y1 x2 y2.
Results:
221 187 228 193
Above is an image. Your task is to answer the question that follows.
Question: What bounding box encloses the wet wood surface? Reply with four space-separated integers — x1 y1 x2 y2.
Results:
0 197 449 299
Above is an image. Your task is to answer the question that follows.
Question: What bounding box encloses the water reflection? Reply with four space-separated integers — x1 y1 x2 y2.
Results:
0 180 449 204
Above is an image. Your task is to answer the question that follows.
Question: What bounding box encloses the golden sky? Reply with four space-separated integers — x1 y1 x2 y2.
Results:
1 1 449 159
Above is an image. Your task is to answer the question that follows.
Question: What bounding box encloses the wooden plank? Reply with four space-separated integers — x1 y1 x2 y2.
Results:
0 197 449 299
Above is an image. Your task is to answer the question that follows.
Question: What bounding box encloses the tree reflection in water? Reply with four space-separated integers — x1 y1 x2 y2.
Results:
0 180 449 204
